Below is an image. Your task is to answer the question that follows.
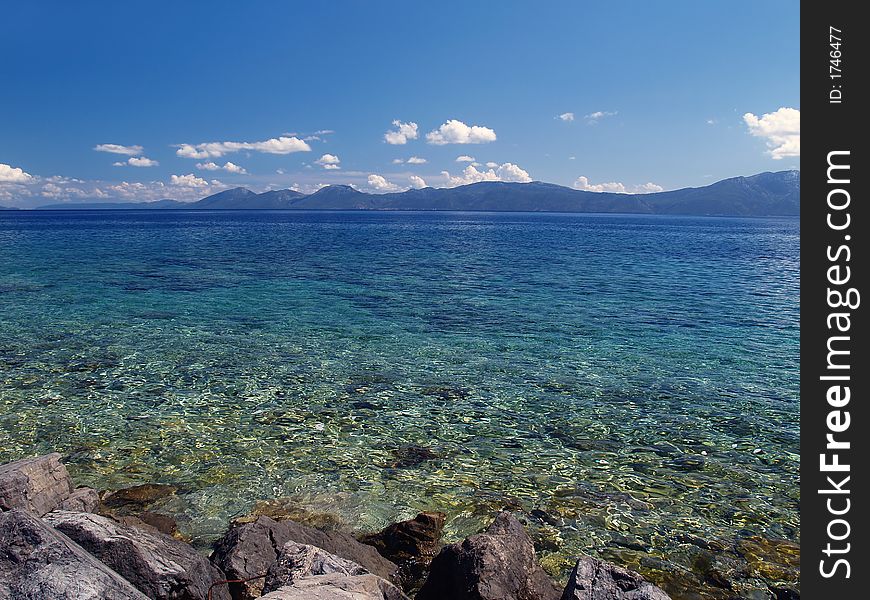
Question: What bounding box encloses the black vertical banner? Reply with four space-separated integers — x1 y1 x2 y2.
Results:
801 3 867 598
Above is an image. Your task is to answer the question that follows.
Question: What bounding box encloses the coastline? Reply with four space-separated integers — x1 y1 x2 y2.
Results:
1 452 799 600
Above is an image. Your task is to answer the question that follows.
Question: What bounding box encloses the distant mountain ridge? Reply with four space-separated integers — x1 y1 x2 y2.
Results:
32 171 799 216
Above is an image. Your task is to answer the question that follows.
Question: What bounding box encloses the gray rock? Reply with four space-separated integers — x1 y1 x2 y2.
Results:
0 453 73 516
59 487 100 513
260 573 409 599
0 509 148 600
210 516 398 600
561 556 671 600
416 511 562 600
43 510 230 600
263 542 368 592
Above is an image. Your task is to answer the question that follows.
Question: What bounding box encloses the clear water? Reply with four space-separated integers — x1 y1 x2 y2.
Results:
0 210 799 595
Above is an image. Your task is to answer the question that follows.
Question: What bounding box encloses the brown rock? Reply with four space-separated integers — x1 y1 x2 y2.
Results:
359 511 446 591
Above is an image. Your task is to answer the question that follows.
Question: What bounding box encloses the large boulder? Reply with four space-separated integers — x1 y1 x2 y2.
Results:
561 556 671 600
0 453 73 516
263 542 368 592
260 573 408 599
211 515 398 600
43 510 230 600
416 511 562 600
0 509 148 600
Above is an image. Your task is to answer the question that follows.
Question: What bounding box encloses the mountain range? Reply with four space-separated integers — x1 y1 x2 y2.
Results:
31 170 799 216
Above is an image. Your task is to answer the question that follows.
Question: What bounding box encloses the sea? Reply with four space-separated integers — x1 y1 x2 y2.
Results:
0 209 799 596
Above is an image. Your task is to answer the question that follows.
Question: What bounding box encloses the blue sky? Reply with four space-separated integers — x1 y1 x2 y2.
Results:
0 1 799 207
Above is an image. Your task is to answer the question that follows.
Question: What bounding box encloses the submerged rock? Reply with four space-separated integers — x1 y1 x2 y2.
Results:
116 510 180 537
44 510 229 600
736 536 800 584
417 511 562 600
261 573 409 599
387 445 439 469
100 483 178 512
240 497 345 531
211 515 399 600
359 511 446 590
263 542 368 592
561 556 671 600
0 509 148 600
0 453 73 516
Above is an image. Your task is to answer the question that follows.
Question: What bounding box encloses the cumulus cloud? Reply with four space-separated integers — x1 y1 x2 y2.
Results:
175 136 311 158
409 175 427 189
441 162 531 187
573 176 663 194
743 107 800 159
426 120 497 145
557 112 575 122
195 161 247 174
113 156 159 167
315 154 341 170
94 143 143 156
406 156 427 164
456 155 476 162
584 111 617 123
367 174 401 192
170 173 210 188
0 163 33 183
384 120 419 145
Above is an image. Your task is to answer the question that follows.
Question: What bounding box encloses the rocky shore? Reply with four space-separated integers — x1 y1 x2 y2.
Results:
0 453 796 600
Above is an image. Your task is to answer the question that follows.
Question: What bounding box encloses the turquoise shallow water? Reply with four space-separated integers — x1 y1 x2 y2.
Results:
0 210 798 594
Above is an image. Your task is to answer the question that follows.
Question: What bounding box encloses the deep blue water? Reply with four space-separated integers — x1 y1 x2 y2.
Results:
0 210 799 593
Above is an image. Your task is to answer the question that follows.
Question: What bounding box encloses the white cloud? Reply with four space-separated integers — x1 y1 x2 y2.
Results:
406 156 427 164
384 120 419 145
706 118 717 125
584 111 617 123
485 161 498 168
171 173 210 188
367 174 401 192
634 182 664 193
427 120 497 145
743 107 800 159
391 158 404 164
0 163 33 183
94 143 143 156
557 112 575 122
441 162 531 187
409 175 427 189
573 176 663 194
175 136 311 159
456 155 476 162
113 156 159 167
41 183 64 198
315 154 341 170
195 161 248 174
